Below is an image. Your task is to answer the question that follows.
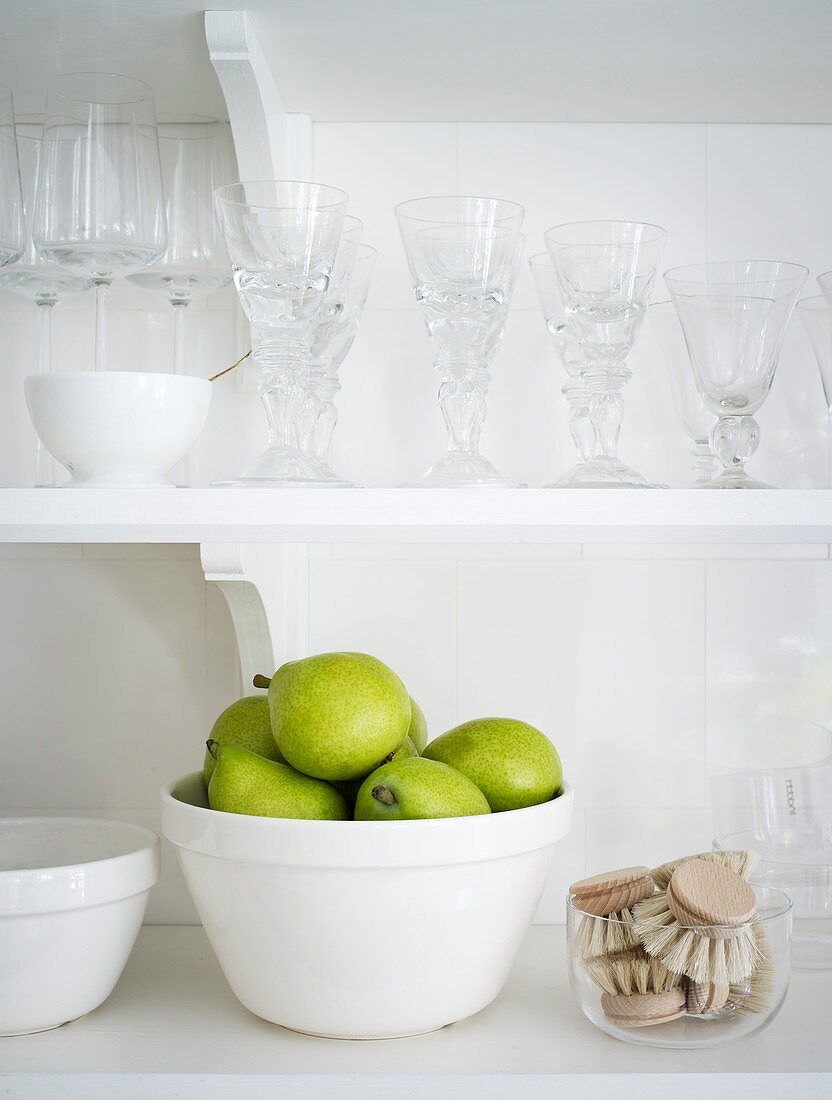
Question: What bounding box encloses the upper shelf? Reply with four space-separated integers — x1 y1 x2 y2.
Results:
1 488 831 545
4 0 832 124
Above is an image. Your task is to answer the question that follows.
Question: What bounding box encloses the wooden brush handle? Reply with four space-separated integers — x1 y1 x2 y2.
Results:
602 989 686 1028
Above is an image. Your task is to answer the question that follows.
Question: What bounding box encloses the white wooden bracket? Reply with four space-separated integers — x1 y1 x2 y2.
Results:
202 12 314 684
201 543 310 689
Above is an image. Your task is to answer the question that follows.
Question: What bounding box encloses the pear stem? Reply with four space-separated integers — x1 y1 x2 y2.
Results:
252 674 272 689
206 738 220 760
372 784 396 805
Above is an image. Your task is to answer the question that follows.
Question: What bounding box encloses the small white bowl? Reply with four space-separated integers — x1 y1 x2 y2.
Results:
162 772 573 1039
25 372 212 488
0 818 160 1036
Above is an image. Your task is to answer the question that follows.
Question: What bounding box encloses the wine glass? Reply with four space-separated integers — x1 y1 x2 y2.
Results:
306 241 377 483
528 252 595 487
213 180 348 486
33 73 167 371
665 261 807 489
649 301 718 486
396 195 525 488
544 220 666 489
0 82 24 268
127 116 237 374
796 296 832 487
0 119 92 485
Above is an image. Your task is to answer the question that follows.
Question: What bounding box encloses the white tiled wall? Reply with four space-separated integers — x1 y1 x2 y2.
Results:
1 122 831 924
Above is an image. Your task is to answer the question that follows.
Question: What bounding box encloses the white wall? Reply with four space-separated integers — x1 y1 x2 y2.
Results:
1 121 831 924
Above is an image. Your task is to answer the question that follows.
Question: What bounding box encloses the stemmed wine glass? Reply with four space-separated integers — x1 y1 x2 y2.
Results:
305 241 377 482
0 119 92 485
544 220 666 489
33 73 167 371
213 180 348 485
796 296 832 487
665 261 807 489
127 117 236 375
396 195 525 488
649 301 718 486
0 82 24 268
528 252 595 486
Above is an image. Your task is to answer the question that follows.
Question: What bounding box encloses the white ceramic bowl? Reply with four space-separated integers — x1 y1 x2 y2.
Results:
162 772 573 1039
0 818 160 1036
25 372 212 488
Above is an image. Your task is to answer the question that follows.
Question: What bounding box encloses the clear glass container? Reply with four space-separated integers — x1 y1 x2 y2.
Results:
709 720 832 970
0 82 24 268
796 296 832 488
567 886 792 1048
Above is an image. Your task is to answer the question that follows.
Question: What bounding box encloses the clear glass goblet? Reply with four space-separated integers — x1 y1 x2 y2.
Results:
213 180 348 486
396 195 525 488
544 220 666 489
127 117 237 371
0 119 92 486
528 252 595 487
304 239 376 485
665 261 808 489
0 82 24 267
796 296 832 487
649 300 718 486
33 73 167 372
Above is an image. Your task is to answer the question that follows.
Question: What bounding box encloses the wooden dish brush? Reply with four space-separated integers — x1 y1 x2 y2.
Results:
583 948 685 1028
570 866 653 959
727 918 775 1015
651 849 760 891
633 859 762 985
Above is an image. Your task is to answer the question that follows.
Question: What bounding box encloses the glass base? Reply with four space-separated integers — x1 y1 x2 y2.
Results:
400 451 525 488
213 445 334 487
549 456 661 489
700 468 773 489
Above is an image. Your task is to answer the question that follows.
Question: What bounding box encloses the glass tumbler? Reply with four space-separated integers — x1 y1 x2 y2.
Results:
0 82 24 267
796 296 832 488
664 261 807 488
709 719 832 970
567 888 792 1048
213 180 348 485
544 220 666 489
396 195 525 487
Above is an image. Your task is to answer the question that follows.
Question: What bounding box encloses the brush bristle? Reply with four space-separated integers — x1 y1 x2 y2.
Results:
573 906 638 959
650 850 761 890
633 889 762 983
728 916 775 1015
583 947 679 996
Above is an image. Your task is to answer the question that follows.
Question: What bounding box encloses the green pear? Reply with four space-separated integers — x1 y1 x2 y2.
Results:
407 697 428 754
423 717 562 813
207 742 349 821
203 695 285 786
334 735 419 811
354 756 491 821
263 652 411 781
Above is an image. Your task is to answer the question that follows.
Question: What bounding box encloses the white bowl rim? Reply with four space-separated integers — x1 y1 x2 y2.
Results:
162 771 574 869
0 817 160 916
24 370 212 387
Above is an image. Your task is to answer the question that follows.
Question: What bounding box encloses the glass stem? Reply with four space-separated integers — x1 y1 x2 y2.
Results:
172 301 187 376
692 437 717 486
710 414 760 484
582 363 631 462
562 378 594 464
35 299 56 487
256 339 311 453
93 280 110 372
436 353 490 455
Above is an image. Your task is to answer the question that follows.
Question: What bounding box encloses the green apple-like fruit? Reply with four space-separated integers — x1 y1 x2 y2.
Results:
207 742 349 820
264 652 411 781
354 756 491 821
407 697 428 754
423 717 562 812
203 695 285 786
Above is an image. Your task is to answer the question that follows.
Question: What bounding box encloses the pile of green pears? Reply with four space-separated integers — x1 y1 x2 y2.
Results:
204 651 563 822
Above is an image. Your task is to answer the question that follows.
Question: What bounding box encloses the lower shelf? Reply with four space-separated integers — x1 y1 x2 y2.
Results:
0 926 828 1098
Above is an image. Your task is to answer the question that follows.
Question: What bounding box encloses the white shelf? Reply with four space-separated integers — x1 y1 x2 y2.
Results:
1 488 832 546
0 926 828 1099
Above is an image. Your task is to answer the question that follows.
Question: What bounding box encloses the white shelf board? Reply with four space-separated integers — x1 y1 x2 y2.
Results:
1 488 831 546
0 926 828 1099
